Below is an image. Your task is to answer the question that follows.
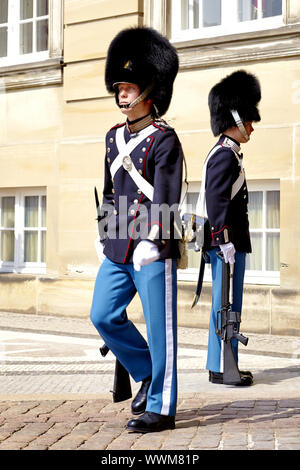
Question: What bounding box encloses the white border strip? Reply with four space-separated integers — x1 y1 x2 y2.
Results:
161 258 174 415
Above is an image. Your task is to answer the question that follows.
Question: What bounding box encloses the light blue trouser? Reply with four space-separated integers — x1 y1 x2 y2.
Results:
90 257 178 416
205 248 246 373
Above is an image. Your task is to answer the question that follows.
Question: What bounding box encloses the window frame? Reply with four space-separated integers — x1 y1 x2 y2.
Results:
0 0 50 67
144 0 300 71
177 180 280 285
245 179 280 285
171 0 284 42
0 0 63 91
0 188 47 274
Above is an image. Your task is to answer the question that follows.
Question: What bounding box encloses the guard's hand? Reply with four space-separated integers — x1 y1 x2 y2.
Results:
133 240 160 271
220 242 235 264
94 236 106 263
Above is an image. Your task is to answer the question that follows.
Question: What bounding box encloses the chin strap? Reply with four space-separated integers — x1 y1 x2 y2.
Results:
230 109 249 141
117 84 154 110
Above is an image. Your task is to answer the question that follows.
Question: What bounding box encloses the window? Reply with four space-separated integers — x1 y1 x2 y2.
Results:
245 181 280 284
172 0 284 41
178 180 280 285
0 189 46 273
0 0 49 66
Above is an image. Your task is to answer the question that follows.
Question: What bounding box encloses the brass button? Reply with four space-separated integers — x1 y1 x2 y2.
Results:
109 137 114 143
107 157 111 163
139 158 143 163
113 209 118 215
112 188 115 194
130 209 135 215
107 147 111 153
146 137 151 142
138 169 143 175
137 189 142 194
133 199 138 204
211 226 214 231
142 147 146 152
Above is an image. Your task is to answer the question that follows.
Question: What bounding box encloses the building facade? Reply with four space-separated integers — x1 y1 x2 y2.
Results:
0 0 299 335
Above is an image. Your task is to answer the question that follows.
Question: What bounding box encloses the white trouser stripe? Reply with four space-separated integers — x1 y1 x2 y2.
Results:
161 259 174 415
220 340 224 373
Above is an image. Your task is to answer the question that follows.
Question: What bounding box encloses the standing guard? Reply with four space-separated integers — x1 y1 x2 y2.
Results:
90 27 183 432
200 70 261 385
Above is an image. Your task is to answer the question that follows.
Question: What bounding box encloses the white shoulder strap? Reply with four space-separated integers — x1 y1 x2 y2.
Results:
110 125 158 180
231 150 245 199
195 145 222 218
195 145 245 218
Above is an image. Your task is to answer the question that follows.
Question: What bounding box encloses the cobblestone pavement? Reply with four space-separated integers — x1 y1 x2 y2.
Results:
0 312 300 451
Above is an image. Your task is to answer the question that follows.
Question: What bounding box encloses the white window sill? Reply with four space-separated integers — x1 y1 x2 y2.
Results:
173 24 300 70
0 57 63 90
178 267 280 286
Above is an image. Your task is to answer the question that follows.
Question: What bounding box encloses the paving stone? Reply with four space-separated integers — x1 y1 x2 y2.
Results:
1 312 300 450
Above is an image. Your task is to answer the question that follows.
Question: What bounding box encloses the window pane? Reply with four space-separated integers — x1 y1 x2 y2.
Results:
0 0 8 23
41 196 46 226
1 231 14 262
36 18 48 51
41 230 46 262
186 191 198 213
267 191 280 228
262 0 282 18
185 191 199 269
25 196 38 227
203 0 221 27
0 27 7 57
248 191 262 228
20 0 33 20
37 0 48 16
1 197 15 228
246 233 262 270
24 231 38 262
20 22 33 54
266 233 280 271
238 0 258 21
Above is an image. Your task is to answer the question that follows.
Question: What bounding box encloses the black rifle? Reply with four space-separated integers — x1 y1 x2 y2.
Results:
215 254 248 385
99 344 132 403
95 187 132 403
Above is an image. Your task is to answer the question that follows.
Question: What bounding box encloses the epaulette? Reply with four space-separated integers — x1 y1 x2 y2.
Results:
109 122 126 131
152 119 174 132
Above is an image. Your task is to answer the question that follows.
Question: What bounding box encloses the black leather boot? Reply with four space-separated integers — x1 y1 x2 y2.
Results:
131 375 152 415
209 370 253 386
126 411 175 433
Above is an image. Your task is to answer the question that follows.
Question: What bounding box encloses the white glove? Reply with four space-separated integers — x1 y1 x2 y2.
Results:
220 242 236 264
133 240 160 271
94 236 106 263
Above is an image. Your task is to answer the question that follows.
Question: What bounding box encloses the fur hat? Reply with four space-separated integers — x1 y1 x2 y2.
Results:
208 70 261 136
105 26 179 116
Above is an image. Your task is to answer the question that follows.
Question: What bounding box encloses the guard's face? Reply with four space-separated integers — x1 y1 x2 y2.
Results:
244 121 254 137
118 83 140 107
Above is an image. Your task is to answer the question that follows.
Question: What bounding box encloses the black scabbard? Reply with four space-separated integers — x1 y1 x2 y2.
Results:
191 251 206 308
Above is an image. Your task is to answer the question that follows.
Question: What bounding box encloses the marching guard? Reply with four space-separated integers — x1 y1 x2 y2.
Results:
90 27 183 432
201 70 262 385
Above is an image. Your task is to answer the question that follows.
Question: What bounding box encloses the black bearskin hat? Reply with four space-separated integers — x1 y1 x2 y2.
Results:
208 70 261 136
105 26 179 116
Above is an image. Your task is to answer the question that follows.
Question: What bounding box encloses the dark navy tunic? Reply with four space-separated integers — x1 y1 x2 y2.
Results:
98 120 183 264
203 134 252 253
